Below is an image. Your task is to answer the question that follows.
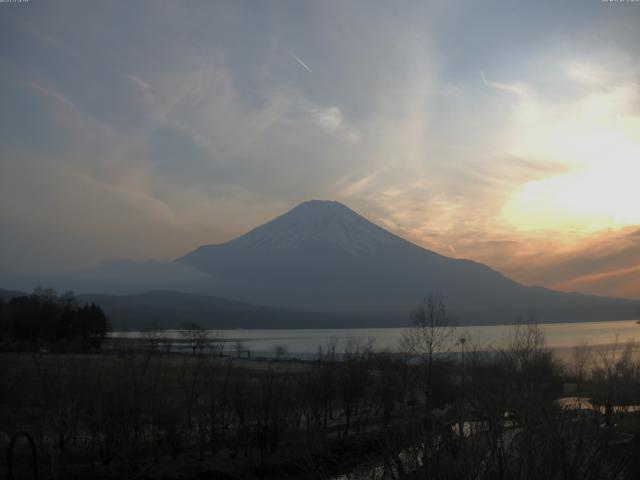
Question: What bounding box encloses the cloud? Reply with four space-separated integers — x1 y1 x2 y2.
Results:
480 71 526 97
128 74 151 93
1 1 640 299
498 54 640 233
535 228 640 299
311 106 342 131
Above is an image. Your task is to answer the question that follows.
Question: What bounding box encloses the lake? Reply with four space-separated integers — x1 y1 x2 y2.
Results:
110 319 640 359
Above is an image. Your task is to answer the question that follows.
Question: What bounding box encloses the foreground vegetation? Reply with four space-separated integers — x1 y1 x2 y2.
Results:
2 295 640 479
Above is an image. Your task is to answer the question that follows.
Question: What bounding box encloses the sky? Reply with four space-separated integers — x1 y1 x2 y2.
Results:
1 0 640 299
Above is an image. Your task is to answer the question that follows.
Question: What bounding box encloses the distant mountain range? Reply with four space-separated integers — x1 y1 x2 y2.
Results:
0 288 408 330
2 200 637 328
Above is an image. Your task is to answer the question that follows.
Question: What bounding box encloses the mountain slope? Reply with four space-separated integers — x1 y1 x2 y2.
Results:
179 200 636 321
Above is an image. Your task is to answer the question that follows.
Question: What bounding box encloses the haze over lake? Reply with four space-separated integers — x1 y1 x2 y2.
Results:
111 319 640 357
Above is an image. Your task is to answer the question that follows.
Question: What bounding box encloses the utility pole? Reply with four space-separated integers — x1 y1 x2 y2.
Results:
460 337 466 396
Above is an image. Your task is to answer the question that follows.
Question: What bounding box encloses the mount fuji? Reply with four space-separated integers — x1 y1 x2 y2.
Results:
177 200 634 323
9 199 634 326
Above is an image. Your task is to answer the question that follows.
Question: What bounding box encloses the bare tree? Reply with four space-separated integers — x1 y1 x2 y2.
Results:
273 344 287 361
210 331 225 356
590 339 640 427
502 320 561 415
233 340 247 358
569 340 593 393
339 336 374 435
509 320 547 364
180 323 211 356
142 322 166 353
400 294 456 412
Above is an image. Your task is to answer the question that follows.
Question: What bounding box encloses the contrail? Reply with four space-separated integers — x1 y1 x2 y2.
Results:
293 55 313 73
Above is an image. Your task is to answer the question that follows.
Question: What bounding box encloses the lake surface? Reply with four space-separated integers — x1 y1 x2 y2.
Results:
111 319 640 358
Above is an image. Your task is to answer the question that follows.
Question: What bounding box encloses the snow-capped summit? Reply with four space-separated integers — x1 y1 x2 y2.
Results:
226 200 406 255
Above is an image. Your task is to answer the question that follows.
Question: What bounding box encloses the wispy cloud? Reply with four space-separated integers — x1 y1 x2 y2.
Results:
1 1 640 298
480 71 525 96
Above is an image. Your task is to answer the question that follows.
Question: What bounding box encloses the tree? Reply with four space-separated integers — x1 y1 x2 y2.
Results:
0 289 108 351
339 337 374 435
32 285 58 302
569 340 592 393
142 321 166 353
273 344 287 361
59 290 77 309
180 323 210 356
400 294 456 411
506 320 559 395
210 331 225 357
399 295 457 478
233 340 247 358
590 339 640 427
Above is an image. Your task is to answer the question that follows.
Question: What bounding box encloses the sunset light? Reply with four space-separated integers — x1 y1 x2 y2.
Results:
503 140 640 232
3 3 640 478
501 62 640 233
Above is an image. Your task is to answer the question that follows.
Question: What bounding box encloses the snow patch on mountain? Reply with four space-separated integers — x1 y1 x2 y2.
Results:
204 200 411 255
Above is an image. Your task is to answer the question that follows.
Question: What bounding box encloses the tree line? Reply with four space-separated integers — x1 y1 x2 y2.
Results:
0 287 108 352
